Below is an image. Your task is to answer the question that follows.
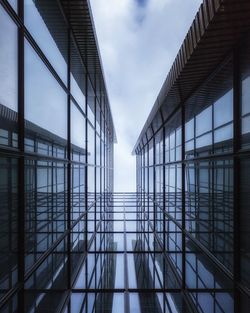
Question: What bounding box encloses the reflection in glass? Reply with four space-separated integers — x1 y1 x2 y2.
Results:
196 106 212 137
240 159 250 288
213 90 233 128
71 102 86 150
25 160 67 271
71 40 86 111
25 40 67 140
24 0 68 83
0 158 18 300
0 5 18 112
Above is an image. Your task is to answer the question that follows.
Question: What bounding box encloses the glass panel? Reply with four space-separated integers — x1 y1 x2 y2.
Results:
115 254 124 288
25 40 67 141
24 0 68 83
196 133 212 149
0 157 18 299
7 0 17 11
214 89 233 128
71 102 85 150
242 115 250 135
185 118 194 141
214 124 233 143
0 5 18 112
88 123 95 165
71 40 86 111
196 106 212 136
191 292 233 313
25 160 67 271
241 76 250 116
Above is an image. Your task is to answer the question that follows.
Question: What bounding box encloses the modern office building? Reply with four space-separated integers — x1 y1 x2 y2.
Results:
1 0 250 313
0 0 116 312
133 0 250 312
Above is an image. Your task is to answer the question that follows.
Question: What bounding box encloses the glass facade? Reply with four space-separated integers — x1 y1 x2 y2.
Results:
135 32 250 313
1 0 250 312
0 1 115 312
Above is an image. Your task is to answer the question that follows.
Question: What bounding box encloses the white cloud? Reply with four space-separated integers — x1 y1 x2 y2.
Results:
90 0 203 191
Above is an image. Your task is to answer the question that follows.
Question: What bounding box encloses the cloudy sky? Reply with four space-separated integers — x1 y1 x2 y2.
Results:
90 0 202 191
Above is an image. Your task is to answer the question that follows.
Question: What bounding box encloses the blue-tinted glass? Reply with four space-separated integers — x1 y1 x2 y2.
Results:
214 124 233 143
130 294 141 313
0 5 18 112
176 127 182 146
196 133 212 149
88 123 95 164
170 132 175 149
115 254 124 288
7 0 17 11
196 106 212 136
25 40 67 140
70 41 86 111
0 158 18 299
24 0 67 83
185 118 194 141
71 102 85 149
87 166 95 193
214 89 233 128
70 293 84 312
112 294 124 313
71 73 85 110
242 115 250 135
242 76 250 116
149 146 153 165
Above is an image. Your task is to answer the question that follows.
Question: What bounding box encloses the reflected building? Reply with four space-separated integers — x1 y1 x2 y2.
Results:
1 0 250 313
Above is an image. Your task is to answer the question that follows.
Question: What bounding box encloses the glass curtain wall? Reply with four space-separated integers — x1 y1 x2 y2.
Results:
0 1 114 312
135 32 250 313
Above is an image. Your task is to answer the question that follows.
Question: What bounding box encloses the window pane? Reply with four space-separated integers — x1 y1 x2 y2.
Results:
185 118 194 141
7 0 17 11
25 160 67 272
196 106 212 136
242 115 250 135
0 5 18 111
25 40 67 141
0 157 18 299
214 89 233 128
88 123 95 165
196 133 212 149
71 102 85 150
24 0 68 83
214 124 233 143
71 41 86 111
242 76 250 116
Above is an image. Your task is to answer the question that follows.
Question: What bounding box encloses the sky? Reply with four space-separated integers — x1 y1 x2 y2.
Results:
90 0 203 192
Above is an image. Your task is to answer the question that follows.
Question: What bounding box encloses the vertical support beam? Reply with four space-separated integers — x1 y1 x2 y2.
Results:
94 81 97 235
67 27 71 295
144 142 150 227
153 135 156 232
181 102 186 295
162 126 166 291
17 0 25 311
233 46 241 313
103 98 107 219
84 71 89 312
85 73 88 254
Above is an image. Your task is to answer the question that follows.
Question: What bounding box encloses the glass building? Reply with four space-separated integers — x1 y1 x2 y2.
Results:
0 0 250 313
0 0 116 312
133 0 250 312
